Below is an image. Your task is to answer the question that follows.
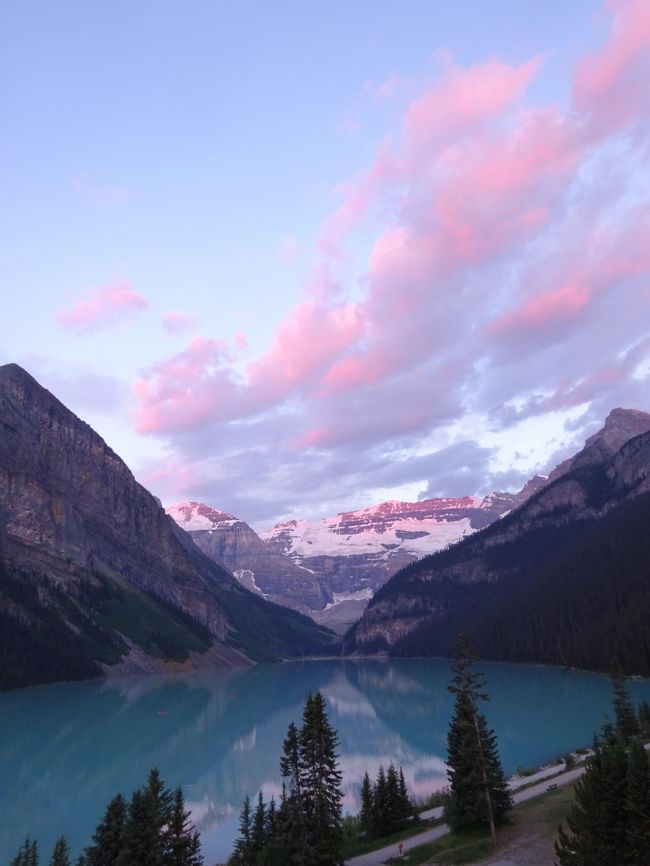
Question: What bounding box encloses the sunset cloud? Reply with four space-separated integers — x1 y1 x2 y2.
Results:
132 0 650 525
58 284 149 334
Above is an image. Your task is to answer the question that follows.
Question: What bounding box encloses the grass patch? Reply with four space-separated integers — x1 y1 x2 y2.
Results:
509 782 576 832
342 819 436 859
92 577 211 662
386 830 492 865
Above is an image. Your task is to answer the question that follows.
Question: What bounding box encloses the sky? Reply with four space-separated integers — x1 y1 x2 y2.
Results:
2 0 650 529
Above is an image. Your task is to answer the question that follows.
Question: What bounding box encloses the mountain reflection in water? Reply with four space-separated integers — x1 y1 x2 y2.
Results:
3 658 650 864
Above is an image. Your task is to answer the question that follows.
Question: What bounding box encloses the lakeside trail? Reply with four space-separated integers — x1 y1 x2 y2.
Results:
346 763 586 866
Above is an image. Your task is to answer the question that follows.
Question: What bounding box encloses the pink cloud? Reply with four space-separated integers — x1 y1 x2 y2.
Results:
403 57 542 152
58 283 149 333
246 298 364 397
163 310 198 334
133 0 650 481
133 336 235 433
573 0 650 130
491 284 591 334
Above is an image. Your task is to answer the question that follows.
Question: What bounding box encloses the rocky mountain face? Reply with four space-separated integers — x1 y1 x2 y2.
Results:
0 364 335 690
169 492 528 634
349 408 650 658
166 502 329 612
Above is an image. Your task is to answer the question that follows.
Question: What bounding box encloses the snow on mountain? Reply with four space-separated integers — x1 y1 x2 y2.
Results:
166 501 238 532
261 496 486 564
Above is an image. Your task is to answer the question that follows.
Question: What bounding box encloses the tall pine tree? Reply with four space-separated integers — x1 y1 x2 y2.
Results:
358 772 373 837
165 787 203 866
555 671 650 866
231 795 252 866
84 793 127 866
443 634 512 840
299 691 344 866
11 839 38 866
49 838 71 866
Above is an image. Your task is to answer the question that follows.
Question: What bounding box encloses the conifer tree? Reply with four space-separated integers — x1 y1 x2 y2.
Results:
11 839 38 866
278 722 309 865
385 764 400 834
299 691 343 866
165 787 203 866
49 838 71 866
265 796 277 841
625 738 650 864
358 772 373 837
85 793 127 866
231 795 252 866
555 732 629 866
443 634 512 840
371 765 387 838
118 769 173 866
397 768 411 825
251 792 267 857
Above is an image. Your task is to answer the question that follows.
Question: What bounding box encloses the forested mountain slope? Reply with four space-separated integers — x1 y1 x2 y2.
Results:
348 421 650 674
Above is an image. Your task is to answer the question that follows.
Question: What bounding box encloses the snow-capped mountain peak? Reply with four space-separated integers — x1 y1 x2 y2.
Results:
166 501 238 532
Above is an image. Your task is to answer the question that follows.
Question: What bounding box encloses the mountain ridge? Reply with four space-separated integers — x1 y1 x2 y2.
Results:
0 363 335 690
347 408 650 667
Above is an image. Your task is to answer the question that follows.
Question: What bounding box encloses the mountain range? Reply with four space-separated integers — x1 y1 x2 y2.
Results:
167 482 551 632
3 359 650 689
0 364 335 691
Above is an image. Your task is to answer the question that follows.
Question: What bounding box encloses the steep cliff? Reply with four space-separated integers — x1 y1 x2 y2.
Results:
0 364 335 689
167 502 329 612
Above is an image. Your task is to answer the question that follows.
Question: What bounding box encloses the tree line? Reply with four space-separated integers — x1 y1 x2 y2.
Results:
10 770 202 866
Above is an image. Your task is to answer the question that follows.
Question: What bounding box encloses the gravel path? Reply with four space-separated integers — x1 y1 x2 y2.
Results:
346 765 585 866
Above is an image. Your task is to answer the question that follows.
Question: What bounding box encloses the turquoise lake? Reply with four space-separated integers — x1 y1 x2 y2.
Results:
3 658 650 864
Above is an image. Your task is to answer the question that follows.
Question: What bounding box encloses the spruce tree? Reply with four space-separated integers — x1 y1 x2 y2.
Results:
165 787 203 866
555 732 629 866
118 769 173 866
251 792 267 858
278 722 309 865
371 766 387 838
385 764 400 835
231 795 252 866
358 772 374 837
443 634 512 840
299 691 343 866
85 793 127 866
397 768 411 825
49 838 71 866
625 738 650 864
11 839 38 866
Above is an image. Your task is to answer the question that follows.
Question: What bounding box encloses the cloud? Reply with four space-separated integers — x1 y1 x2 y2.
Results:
58 284 149 334
163 310 199 334
132 1 650 526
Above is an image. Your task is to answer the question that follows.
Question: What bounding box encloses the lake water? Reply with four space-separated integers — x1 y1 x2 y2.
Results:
3 658 650 864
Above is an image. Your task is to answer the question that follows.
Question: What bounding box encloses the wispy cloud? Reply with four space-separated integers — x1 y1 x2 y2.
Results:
59 283 149 334
132 1 650 524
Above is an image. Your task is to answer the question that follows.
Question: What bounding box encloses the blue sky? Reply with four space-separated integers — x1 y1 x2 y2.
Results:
2 0 650 527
